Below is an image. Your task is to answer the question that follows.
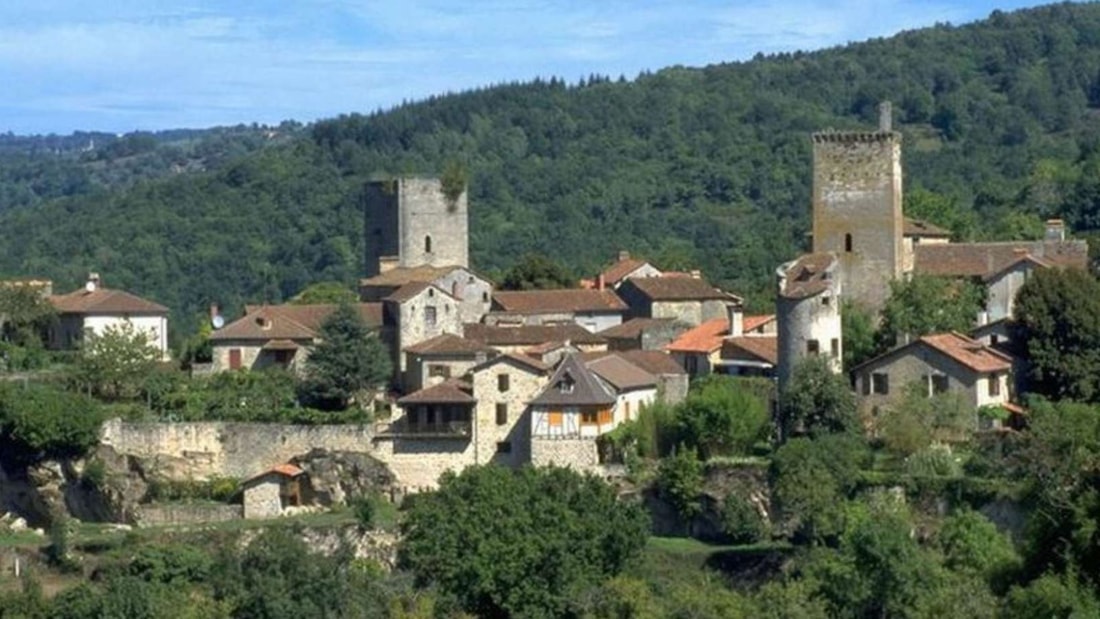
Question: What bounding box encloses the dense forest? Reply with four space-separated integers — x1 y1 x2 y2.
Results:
3 3 1100 342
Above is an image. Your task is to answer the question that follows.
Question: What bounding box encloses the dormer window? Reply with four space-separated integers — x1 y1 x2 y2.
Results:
558 376 575 394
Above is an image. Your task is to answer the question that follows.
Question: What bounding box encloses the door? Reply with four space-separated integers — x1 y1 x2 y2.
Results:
229 349 242 370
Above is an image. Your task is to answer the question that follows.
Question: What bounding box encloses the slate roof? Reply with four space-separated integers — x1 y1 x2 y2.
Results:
914 240 1087 278
530 354 617 407
779 253 837 300
721 337 779 366
622 277 737 302
463 323 607 347
50 288 168 314
491 289 628 314
597 317 676 339
664 318 728 353
903 217 952 238
404 333 494 356
211 303 382 342
397 380 477 405
586 355 657 391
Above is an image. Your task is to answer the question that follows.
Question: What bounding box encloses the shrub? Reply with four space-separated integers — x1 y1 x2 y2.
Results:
354 496 375 529
656 446 704 521
0 382 105 462
721 493 768 544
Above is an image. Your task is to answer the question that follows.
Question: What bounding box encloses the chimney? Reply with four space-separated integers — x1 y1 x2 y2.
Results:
617 250 630 262
878 101 892 132
86 272 101 292
1045 218 1066 242
209 303 220 324
597 273 605 291
727 303 744 338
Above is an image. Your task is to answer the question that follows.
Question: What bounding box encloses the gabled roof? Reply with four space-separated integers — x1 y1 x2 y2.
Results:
491 289 628 314
404 333 494 356
210 303 382 342
463 323 606 347
721 337 778 366
586 355 657 391
779 253 836 300
743 315 776 333
397 380 476 405
914 240 1088 278
600 257 653 286
243 463 304 485
981 254 1052 283
383 281 439 303
664 318 728 354
904 217 952 238
621 276 738 302
854 332 1013 375
598 317 676 339
471 351 551 374
359 265 469 288
50 288 168 314
614 350 687 376
531 354 616 407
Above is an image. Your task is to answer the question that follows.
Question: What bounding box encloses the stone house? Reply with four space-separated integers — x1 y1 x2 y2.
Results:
383 282 463 379
529 354 619 469
360 264 492 325
462 323 608 355
241 463 309 519
394 380 477 439
851 332 1015 428
403 333 496 392
597 317 687 351
616 276 739 327
209 303 382 373
48 274 171 360
901 218 952 271
487 289 628 333
776 253 842 390
585 354 659 423
588 251 663 290
468 353 551 467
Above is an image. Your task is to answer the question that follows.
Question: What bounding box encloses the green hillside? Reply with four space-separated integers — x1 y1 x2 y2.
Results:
3 2 1100 341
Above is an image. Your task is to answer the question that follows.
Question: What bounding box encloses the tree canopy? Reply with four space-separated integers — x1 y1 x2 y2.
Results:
298 303 391 410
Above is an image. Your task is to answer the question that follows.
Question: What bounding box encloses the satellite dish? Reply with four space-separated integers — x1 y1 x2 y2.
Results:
84 281 96 293
212 315 225 330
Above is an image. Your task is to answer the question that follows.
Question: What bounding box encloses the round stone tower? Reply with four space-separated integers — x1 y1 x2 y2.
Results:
776 253 843 392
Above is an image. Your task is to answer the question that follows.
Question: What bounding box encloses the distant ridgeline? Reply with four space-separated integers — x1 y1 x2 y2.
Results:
2 3 1100 339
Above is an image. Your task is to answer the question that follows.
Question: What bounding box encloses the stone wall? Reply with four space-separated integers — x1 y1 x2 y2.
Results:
243 478 282 519
135 503 242 527
530 437 600 470
398 178 469 271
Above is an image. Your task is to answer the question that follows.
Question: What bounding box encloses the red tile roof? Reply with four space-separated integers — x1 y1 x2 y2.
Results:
244 463 304 484
743 314 775 333
397 380 476 405
463 323 606 347
721 337 778 366
664 318 728 353
492 289 628 313
919 332 1014 373
600 258 652 286
50 288 168 314
914 241 1088 278
472 351 551 374
623 277 737 302
404 333 494 356
211 303 382 342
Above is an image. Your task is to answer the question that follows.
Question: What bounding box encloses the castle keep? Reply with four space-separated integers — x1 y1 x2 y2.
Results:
363 177 469 277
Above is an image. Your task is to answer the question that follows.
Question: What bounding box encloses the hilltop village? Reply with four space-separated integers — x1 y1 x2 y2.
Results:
0 103 1086 508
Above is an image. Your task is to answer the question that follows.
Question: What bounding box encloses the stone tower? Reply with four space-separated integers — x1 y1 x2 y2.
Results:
776 253 843 392
811 102 902 312
363 177 469 277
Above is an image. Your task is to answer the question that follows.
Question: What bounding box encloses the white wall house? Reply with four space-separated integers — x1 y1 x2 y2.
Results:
49 274 170 360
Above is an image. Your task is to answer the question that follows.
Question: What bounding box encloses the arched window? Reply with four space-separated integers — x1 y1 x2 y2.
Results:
844 233 853 253
425 235 432 253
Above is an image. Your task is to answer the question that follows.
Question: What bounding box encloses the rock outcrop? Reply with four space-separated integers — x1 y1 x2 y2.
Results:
291 449 396 506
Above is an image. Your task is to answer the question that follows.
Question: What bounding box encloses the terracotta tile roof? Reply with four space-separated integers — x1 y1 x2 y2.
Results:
623 277 737 302
211 303 382 342
525 340 574 357
491 289 628 314
743 315 775 333
780 253 837 299
614 350 687 375
404 333 494 356
919 332 1014 373
904 217 952 238
244 463 304 484
50 288 168 314
463 323 606 347
914 240 1088 278
531 354 616 407
598 317 676 339
397 380 476 405
472 351 551 374
586 355 657 391
721 336 778 366
664 318 728 353
359 265 466 288
600 258 651 286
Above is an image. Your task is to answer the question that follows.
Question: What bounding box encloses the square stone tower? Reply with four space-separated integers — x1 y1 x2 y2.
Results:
363 177 469 277
811 102 903 312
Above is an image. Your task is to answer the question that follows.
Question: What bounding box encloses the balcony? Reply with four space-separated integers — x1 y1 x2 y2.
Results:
375 419 472 439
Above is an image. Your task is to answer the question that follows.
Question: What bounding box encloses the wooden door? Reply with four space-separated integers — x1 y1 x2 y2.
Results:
229 349 242 370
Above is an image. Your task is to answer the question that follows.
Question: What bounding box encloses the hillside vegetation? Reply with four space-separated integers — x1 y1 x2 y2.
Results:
3 3 1100 339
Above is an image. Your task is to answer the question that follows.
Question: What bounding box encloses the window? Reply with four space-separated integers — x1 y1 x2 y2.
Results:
498 373 510 392
990 334 1000 346
822 295 831 306
496 441 512 454
229 348 242 370
830 338 839 358
548 411 563 426
932 374 949 395
844 233 853 253
807 339 820 355
482 291 489 303
581 410 599 425
424 306 437 326
988 375 1001 397
425 235 432 253
862 375 871 396
871 372 889 395
428 364 450 378
559 377 575 393
496 403 508 425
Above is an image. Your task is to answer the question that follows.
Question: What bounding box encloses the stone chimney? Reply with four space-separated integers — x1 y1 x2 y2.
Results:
878 101 892 132
596 273 606 291
86 272 101 292
617 250 631 262
1045 218 1066 242
727 303 744 338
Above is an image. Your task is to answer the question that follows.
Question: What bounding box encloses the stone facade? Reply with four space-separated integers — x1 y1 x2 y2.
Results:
811 125 903 313
529 437 601 470
135 504 242 527
405 351 491 392
469 356 548 467
242 475 283 519
386 285 463 376
984 260 1039 324
776 255 843 391
647 299 728 327
210 338 313 374
364 178 468 277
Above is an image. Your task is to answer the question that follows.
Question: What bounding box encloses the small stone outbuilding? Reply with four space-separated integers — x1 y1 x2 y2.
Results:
241 463 310 519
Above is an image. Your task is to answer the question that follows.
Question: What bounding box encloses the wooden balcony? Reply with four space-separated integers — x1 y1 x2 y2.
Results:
375 419 472 439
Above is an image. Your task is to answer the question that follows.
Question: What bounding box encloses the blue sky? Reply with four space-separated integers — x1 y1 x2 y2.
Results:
0 0 1048 134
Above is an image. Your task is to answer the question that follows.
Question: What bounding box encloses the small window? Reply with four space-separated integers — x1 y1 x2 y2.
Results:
988 375 1001 397
496 441 512 454
425 235 432 253
844 233 853 253
990 334 1000 346
932 374 949 395
424 306 437 326
548 411 563 426
559 377 575 393
581 410 599 425
482 291 489 303
822 295 831 306
807 339 820 355
496 403 508 425
830 338 839 358
498 373 510 392
429 364 450 378
872 372 889 395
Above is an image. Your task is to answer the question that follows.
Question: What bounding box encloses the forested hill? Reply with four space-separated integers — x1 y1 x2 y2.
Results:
3 2 1100 343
